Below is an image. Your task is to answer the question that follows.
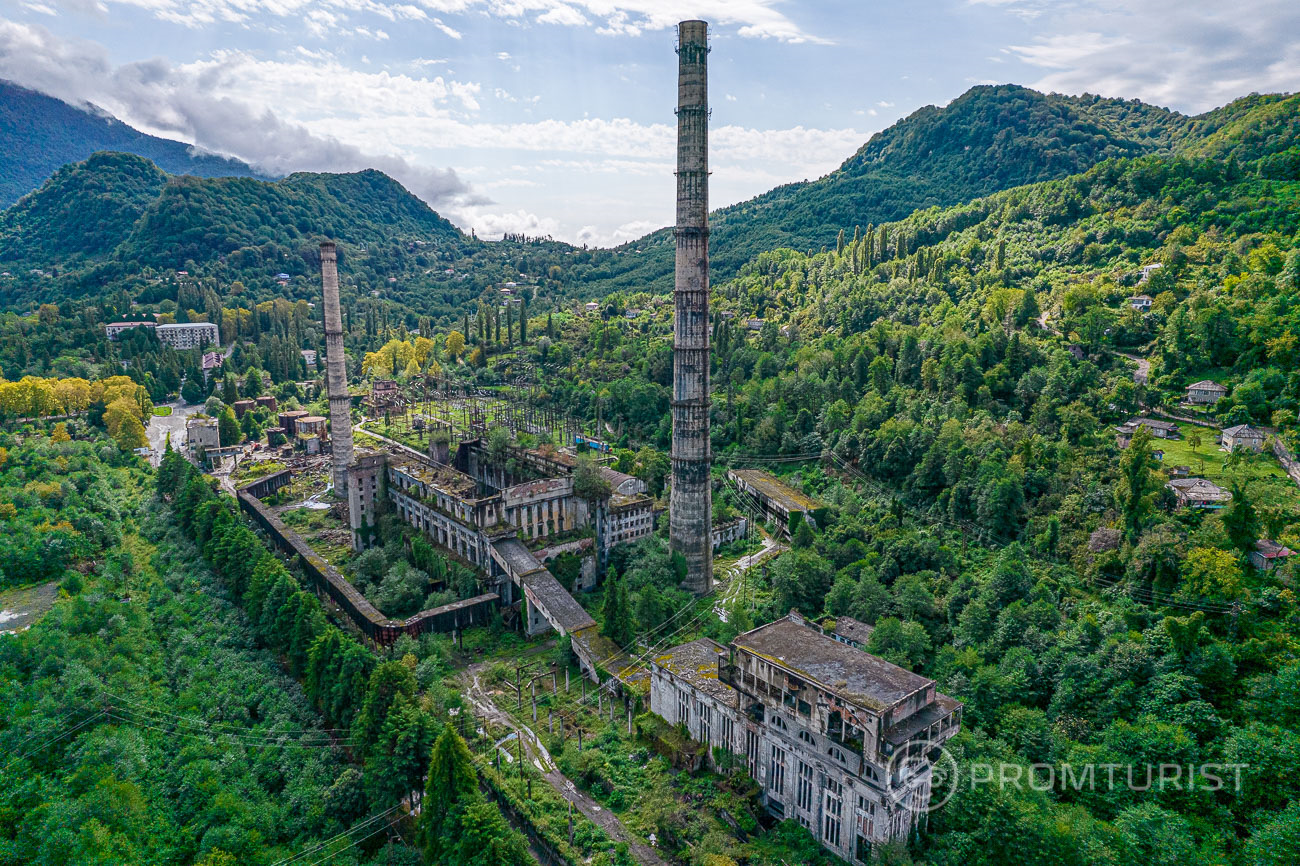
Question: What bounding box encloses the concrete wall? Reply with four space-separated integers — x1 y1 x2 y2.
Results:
238 488 497 645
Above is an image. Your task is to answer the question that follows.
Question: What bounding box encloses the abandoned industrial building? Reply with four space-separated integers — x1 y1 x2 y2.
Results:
727 468 825 539
346 434 654 637
650 611 962 862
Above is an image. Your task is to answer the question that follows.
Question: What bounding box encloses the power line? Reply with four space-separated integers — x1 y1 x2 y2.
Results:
1 701 97 756
104 707 356 748
268 806 402 866
97 687 352 735
1 711 105 772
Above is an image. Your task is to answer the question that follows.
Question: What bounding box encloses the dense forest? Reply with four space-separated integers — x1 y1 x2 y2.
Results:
3 78 1300 866
8 86 1296 324
514 87 1300 866
0 80 261 210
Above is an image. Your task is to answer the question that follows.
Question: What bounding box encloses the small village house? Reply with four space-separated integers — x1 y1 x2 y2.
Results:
1115 417 1179 448
1221 424 1266 453
1166 477 1233 509
1186 380 1228 405
1250 540 1296 572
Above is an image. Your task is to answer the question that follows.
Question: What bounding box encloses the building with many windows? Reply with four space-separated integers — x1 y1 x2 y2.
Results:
347 436 654 636
105 320 157 340
156 322 219 350
649 611 962 862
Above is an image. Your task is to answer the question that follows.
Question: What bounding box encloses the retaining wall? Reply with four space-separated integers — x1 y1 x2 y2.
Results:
237 487 497 645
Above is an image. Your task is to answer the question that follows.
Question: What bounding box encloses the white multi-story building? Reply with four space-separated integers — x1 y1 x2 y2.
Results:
105 320 157 340
650 612 962 863
156 322 219 350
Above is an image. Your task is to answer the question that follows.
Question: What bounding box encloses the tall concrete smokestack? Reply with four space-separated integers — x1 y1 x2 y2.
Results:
670 20 712 595
320 241 354 497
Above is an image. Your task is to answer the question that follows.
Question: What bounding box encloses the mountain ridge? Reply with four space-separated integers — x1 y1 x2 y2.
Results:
0 79 263 209
1 83 1295 316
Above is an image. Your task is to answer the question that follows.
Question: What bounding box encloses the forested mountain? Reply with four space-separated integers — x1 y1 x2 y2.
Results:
581 84 1244 293
0 80 261 208
3 73 1300 866
0 153 520 319
470 88 1300 866
4 84 1294 324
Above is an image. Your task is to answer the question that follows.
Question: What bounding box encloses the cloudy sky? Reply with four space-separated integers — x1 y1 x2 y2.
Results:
0 1 1297 245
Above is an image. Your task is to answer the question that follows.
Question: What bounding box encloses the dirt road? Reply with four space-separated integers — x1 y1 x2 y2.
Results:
463 666 669 866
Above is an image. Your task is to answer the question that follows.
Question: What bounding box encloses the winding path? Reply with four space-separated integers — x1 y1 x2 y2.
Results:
1110 349 1152 385
463 665 670 866
713 535 784 623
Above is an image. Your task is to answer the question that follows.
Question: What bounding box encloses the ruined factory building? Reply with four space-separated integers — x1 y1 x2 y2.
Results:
650 611 961 863
726 468 825 539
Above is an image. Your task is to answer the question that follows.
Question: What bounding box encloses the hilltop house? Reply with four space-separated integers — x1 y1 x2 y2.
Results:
1116 417 1179 448
1186 380 1228 405
1166 477 1233 509
1221 424 1266 453
1250 540 1296 572
1138 262 1163 284
1127 295 1154 311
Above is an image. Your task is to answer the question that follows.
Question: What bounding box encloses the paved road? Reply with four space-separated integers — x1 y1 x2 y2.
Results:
145 400 202 466
463 666 670 866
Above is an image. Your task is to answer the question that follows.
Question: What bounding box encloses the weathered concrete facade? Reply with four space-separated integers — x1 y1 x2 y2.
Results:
347 453 386 549
649 612 962 862
348 439 651 641
670 19 713 594
320 241 354 497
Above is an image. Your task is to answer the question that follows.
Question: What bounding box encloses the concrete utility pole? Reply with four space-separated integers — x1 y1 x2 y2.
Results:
669 19 713 595
320 241 354 497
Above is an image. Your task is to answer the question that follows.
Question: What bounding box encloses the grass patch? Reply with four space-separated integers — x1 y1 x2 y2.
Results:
151 406 172 416
281 506 355 566
232 459 288 483
1157 423 1299 508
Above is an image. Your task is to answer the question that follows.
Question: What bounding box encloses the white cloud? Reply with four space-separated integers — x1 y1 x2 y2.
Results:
0 19 480 209
536 3 587 27
460 207 561 240
43 0 825 43
575 219 656 246
0 15 863 244
431 17 461 38
998 0 1300 112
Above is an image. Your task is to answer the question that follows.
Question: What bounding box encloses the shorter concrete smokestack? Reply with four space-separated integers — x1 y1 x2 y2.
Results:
320 241 354 496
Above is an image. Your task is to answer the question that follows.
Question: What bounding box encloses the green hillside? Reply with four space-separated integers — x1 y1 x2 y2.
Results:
584 84 1212 294
0 79 261 208
0 152 170 263
0 84 1246 314
438 87 1300 866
